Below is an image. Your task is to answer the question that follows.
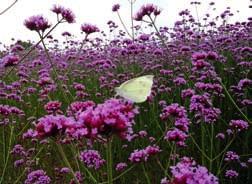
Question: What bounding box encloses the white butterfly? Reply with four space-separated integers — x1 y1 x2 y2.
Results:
115 75 154 103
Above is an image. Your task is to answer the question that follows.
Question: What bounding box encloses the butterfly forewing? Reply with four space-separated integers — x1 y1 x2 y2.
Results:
115 75 154 103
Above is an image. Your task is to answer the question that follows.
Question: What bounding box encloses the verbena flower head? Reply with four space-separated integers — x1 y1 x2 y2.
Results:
24 15 51 32
169 157 219 184
225 169 239 179
81 23 100 35
25 169 51 184
51 5 75 23
112 4 120 12
25 115 76 138
116 162 127 171
134 4 161 21
229 120 249 132
79 150 105 170
77 98 138 139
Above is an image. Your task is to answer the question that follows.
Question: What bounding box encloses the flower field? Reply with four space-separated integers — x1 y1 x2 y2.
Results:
0 1 252 184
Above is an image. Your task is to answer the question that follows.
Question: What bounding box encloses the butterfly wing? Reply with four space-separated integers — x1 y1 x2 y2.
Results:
115 75 154 103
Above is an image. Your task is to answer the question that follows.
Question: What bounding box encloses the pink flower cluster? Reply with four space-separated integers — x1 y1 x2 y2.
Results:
129 145 161 163
23 99 138 140
161 103 190 146
79 150 105 170
168 157 219 184
134 4 161 21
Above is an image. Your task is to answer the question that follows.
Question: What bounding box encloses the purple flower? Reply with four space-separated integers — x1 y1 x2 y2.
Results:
112 4 120 12
229 120 249 132
25 170 51 184
160 103 187 120
79 150 105 170
168 157 219 184
134 4 161 21
225 169 239 179
224 151 240 162
24 15 51 32
1 55 19 67
116 162 127 171
81 23 100 35
44 101 62 114
129 149 148 163
51 5 75 23
164 128 188 146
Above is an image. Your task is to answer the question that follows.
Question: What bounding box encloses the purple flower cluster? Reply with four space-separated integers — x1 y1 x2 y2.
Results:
129 145 161 163
79 149 105 170
25 169 51 184
229 119 249 132
1 55 19 67
190 93 221 123
112 4 120 12
51 5 75 23
224 151 240 162
24 99 138 140
44 101 62 114
81 23 100 35
161 103 190 146
0 104 24 117
76 98 138 139
134 4 161 21
24 15 51 32
168 157 219 184
23 115 76 138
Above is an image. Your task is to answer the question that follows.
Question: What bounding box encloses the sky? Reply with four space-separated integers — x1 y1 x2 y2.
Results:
0 0 251 45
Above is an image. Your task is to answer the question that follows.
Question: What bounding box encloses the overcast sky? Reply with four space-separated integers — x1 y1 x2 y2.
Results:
0 0 251 45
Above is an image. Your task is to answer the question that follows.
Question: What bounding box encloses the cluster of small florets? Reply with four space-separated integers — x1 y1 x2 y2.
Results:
129 145 161 163
229 119 249 132
24 99 138 140
24 15 51 32
166 157 219 184
81 23 100 35
79 149 105 170
161 103 190 146
134 4 161 21
190 93 221 123
0 104 24 117
76 98 138 139
23 115 76 138
44 100 62 114
24 169 51 184
0 54 20 68
112 4 120 12
51 5 75 23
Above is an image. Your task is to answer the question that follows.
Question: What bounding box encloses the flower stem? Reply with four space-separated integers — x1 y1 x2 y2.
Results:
142 163 151 184
3 19 63 80
106 139 113 184
56 143 80 184
0 124 14 184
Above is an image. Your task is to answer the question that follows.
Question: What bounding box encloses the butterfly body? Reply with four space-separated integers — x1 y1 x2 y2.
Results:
115 75 154 103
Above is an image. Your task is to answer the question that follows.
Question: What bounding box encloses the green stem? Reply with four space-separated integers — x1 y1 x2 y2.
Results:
220 80 251 124
116 11 133 39
209 123 214 172
106 140 113 184
142 163 151 184
190 134 211 161
56 143 80 184
0 124 14 184
130 0 134 41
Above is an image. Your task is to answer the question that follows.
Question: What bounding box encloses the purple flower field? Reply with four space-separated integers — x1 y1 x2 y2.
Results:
0 1 252 184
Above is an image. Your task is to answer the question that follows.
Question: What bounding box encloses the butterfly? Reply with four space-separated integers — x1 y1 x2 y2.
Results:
115 75 154 103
